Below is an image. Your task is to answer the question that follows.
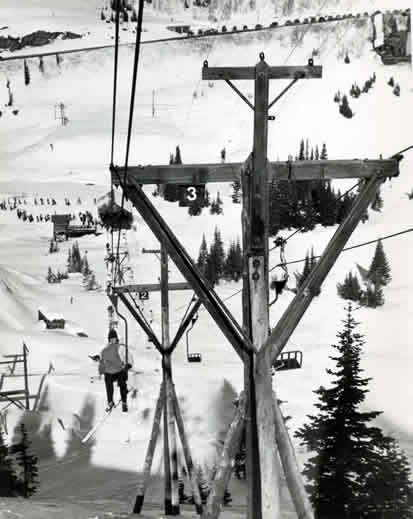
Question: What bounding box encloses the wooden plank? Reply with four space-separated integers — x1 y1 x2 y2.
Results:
133 383 164 514
0 390 26 396
112 163 242 185
112 282 192 294
203 392 246 519
202 65 322 80
0 395 36 402
264 174 385 366
273 393 314 519
269 159 400 181
202 66 256 80
114 159 399 185
267 65 322 79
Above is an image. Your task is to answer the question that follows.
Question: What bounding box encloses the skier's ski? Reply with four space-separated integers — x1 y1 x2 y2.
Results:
81 399 121 444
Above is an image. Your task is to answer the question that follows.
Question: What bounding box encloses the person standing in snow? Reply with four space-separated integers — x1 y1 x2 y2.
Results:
99 329 131 412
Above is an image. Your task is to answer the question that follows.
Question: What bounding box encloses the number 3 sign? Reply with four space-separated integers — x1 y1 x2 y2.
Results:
179 185 205 206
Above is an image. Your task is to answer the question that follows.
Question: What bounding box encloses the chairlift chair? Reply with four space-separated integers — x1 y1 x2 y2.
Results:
186 314 201 363
273 350 303 371
98 192 133 230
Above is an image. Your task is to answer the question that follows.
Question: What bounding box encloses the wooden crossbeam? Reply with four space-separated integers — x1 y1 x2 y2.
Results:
112 282 192 294
0 395 36 402
202 64 322 80
112 159 399 185
0 390 26 396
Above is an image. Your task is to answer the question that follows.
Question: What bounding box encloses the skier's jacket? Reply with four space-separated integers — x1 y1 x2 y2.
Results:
99 343 128 375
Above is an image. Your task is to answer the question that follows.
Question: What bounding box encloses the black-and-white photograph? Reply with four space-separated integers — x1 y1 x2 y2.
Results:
0 0 411 517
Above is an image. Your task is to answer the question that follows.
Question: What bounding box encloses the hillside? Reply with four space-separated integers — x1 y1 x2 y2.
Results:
0 0 412 517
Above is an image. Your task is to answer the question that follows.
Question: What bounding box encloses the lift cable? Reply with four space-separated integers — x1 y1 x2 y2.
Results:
114 0 144 282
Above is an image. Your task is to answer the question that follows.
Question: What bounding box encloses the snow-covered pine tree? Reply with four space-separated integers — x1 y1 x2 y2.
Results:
209 226 225 283
315 145 320 160
320 143 327 160
10 424 39 498
337 271 362 302
175 145 182 165
367 240 391 287
295 304 410 518
362 282 384 308
215 191 223 214
339 95 353 119
305 138 309 161
0 425 17 496
81 252 91 276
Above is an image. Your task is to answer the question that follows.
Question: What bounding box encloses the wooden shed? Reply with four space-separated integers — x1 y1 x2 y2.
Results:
51 214 71 239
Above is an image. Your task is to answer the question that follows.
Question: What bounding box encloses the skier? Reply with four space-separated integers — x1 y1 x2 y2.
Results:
99 329 131 412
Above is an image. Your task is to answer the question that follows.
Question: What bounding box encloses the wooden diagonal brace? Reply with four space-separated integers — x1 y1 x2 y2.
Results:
114 175 254 359
263 173 388 366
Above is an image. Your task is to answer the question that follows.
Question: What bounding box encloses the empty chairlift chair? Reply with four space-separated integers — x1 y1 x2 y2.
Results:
186 314 201 363
273 350 303 371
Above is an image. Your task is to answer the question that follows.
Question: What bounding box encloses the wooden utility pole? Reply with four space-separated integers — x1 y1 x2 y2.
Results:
160 245 180 515
111 53 401 519
112 248 202 516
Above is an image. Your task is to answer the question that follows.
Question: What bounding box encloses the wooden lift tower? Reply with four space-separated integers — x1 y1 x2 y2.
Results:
110 54 401 519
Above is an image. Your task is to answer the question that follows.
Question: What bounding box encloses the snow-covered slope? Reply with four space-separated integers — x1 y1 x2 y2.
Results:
0 0 412 514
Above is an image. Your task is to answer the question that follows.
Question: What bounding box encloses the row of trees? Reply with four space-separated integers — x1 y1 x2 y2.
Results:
337 239 391 307
196 229 242 286
0 424 39 498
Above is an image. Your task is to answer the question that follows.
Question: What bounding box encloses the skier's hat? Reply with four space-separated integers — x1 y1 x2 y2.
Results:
108 329 118 341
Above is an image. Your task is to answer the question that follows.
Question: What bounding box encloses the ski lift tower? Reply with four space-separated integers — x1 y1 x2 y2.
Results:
111 54 401 518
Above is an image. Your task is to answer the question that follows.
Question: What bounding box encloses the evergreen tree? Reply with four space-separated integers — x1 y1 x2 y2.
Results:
367 240 391 287
24 60 30 86
100 9 106 20
295 305 404 519
71 242 82 272
305 138 309 161
0 425 17 496
339 95 354 119
175 145 182 165
67 248 73 273
81 252 91 276
215 191 223 214
46 266 55 283
310 147 314 161
223 485 232 505
315 145 320 160
362 437 413 518
197 234 209 278
320 143 327 160
362 282 384 308
38 56 44 74
10 424 39 498
337 271 362 302
299 138 305 160
209 227 225 283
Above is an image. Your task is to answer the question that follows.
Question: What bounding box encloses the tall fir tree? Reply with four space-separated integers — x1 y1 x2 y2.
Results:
315 145 320 160
175 145 182 165
320 143 328 160
10 424 39 498
0 425 17 496
299 138 305 160
367 240 391 287
295 305 413 518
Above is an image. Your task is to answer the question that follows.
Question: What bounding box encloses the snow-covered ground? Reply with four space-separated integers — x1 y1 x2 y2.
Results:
0 0 412 517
